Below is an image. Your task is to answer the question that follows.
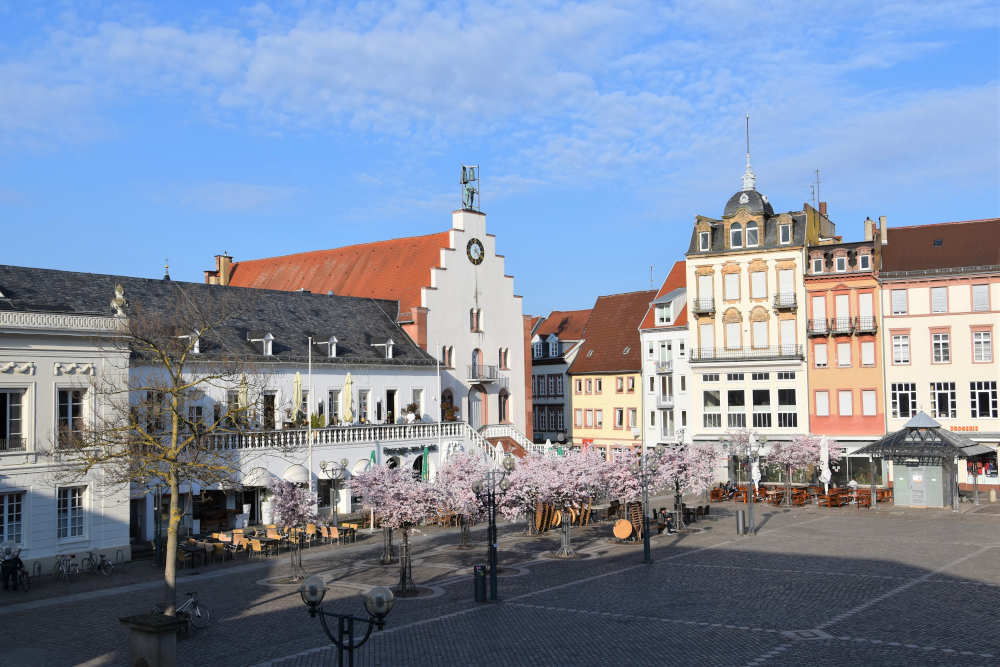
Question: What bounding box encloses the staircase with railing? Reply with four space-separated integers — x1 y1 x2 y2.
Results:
478 423 546 455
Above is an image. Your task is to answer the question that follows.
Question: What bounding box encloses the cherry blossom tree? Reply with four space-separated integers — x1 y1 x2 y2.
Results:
350 464 398 563
351 465 436 595
434 452 488 547
682 442 720 498
498 453 549 533
269 479 317 581
539 449 605 558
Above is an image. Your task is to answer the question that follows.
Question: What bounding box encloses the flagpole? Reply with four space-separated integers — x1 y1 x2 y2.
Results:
308 336 314 496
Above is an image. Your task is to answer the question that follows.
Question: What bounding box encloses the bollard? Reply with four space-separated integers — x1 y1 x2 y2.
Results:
991 489 997 504
473 564 487 603
736 510 746 536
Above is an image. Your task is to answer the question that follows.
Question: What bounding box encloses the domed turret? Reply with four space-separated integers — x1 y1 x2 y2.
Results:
723 189 773 218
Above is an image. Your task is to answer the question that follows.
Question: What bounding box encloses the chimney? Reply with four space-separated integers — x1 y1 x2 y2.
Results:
879 216 887 246
864 217 874 241
215 253 233 285
819 201 828 217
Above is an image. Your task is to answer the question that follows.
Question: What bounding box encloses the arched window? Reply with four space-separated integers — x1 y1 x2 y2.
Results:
471 348 481 376
498 389 510 423
730 222 743 248
745 221 759 247
441 389 454 421
448 346 454 367
441 345 449 367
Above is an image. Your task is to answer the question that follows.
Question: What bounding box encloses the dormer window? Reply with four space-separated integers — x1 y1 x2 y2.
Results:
835 256 847 272
745 221 759 247
655 304 672 325
859 254 871 271
548 338 558 357
699 231 710 251
812 257 823 274
730 223 743 248
779 223 791 244
533 341 543 358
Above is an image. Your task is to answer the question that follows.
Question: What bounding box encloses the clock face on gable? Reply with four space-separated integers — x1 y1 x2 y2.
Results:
467 238 485 265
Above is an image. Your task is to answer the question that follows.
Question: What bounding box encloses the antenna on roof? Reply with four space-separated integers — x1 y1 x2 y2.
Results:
815 169 821 206
649 265 654 289
810 183 816 207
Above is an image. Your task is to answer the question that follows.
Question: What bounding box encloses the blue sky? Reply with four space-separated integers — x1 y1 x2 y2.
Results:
1 1 997 316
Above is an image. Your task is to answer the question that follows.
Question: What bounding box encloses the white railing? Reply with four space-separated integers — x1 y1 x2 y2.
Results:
207 422 467 451
464 424 504 467
480 423 549 456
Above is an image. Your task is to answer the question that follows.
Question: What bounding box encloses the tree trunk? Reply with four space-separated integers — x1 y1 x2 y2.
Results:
459 514 471 547
380 525 396 564
398 527 414 594
163 471 180 616
785 464 792 507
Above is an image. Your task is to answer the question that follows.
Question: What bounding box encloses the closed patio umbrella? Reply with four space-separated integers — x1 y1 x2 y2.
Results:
342 373 354 423
238 375 249 422
421 445 429 480
292 372 303 423
819 437 832 494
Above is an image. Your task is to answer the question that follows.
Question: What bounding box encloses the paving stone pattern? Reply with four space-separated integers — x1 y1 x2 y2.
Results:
1 499 998 666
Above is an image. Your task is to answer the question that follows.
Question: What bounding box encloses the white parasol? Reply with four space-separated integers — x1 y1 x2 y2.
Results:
292 372 303 422
749 431 762 492
819 436 832 494
342 373 354 423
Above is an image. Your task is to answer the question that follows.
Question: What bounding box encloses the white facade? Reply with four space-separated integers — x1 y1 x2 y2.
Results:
424 210 527 435
0 311 131 571
640 293 692 447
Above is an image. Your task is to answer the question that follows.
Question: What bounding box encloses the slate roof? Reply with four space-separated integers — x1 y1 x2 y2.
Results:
0 265 437 367
880 218 1000 273
723 189 774 218
686 209 808 255
639 261 687 329
224 231 453 319
568 290 656 375
536 308 591 340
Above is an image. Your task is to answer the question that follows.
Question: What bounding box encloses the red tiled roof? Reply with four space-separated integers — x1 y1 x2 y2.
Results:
226 231 452 316
568 290 656 374
639 261 686 329
881 219 1000 272
536 308 592 340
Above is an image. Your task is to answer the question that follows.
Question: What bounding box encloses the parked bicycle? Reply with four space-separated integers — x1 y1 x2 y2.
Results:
153 591 212 633
55 554 80 581
81 551 114 576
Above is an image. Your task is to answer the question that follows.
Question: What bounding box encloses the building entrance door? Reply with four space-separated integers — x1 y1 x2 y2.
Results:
469 386 485 429
386 389 397 424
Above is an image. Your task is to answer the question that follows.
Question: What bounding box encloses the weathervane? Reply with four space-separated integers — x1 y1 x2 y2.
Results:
460 164 480 211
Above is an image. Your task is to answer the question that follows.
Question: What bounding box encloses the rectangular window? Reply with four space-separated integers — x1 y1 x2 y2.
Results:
0 492 24 544
57 389 85 446
932 333 950 363
703 390 721 428
584 410 594 428
861 341 875 367
751 372 769 381
0 389 24 451
891 383 917 418
815 391 830 417
777 389 797 427
725 322 741 350
726 373 744 381
702 374 719 382
752 320 768 348
627 377 635 392
859 254 871 271
970 381 998 418
892 334 910 364
699 323 715 356
750 271 766 299
58 486 85 539
596 379 602 393
574 409 582 427
777 371 795 380
329 390 341 423
649 411 656 427
891 289 908 315
972 284 989 312
815 343 828 368
586 379 593 394
595 410 603 428
699 231 710 251
727 389 746 428
862 390 877 416
575 379 582 394
628 408 637 428
615 377 623 392
359 390 370 422
858 293 873 319
812 258 823 274
614 408 624 428
680 375 686 391
835 257 846 272
930 382 956 419
837 342 851 367
973 331 993 362
649 376 655 393
724 273 739 301
752 389 771 428
838 390 853 416
931 286 947 313
655 304 672 325
779 224 791 244
780 318 795 351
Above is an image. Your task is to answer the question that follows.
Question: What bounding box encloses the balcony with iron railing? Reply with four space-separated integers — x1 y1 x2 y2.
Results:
692 298 715 315
467 364 500 383
691 345 804 363
807 319 829 336
0 436 25 452
830 317 855 335
655 359 674 374
856 316 877 333
773 293 797 310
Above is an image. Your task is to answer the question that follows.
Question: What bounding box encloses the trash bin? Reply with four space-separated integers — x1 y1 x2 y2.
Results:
736 510 746 536
473 564 487 603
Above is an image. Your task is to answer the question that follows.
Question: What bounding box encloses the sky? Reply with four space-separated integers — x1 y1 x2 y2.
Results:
1 1 997 316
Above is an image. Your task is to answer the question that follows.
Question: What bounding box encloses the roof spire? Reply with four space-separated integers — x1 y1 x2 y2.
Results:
742 114 756 192
163 258 171 281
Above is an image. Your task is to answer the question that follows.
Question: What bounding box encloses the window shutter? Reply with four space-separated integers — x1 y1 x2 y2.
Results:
839 391 853 416
972 284 988 311
815 343 828 366
835 294 850 319
700 323 714 354
725 273 739 300
858 293 873 318
751 271 766 299
815 391 829 416
837 342 851 366
862 390 876 416
812 295 826 320
778 269 793 294
931 287 947 313
752 321 767 348
779 319 795 349
725 322 741 349
861 341 875 366
891 289 907 314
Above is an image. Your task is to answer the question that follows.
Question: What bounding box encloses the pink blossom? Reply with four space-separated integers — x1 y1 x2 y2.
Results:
434 452 488 519
269 479 317 528
350 465 437 530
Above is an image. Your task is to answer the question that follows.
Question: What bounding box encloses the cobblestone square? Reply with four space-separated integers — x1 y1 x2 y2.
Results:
1 501 997 666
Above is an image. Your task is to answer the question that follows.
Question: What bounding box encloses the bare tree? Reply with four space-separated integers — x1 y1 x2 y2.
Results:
57 285 269 615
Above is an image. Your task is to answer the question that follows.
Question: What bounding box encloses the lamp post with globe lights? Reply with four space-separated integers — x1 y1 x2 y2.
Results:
300 575 394 667
320 459 348 529
472 453 515 601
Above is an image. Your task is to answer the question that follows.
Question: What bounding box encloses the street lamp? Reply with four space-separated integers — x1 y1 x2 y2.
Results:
472 453 515 601
725 432 765 536
320 458 349 529
628 426 653 564
300 575 394 667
